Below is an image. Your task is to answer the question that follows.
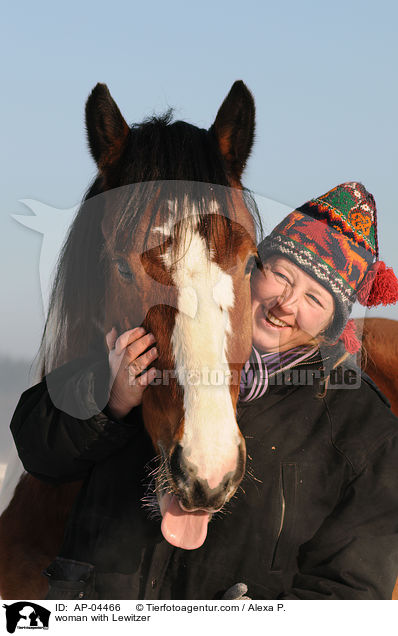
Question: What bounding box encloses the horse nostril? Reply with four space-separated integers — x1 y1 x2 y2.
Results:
169 444 189 485
192 479 207 506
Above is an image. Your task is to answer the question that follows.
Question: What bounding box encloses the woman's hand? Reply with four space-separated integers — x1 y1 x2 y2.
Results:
105 326 158 420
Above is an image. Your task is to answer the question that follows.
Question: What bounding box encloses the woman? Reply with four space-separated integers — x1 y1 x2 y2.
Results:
10 182 398 600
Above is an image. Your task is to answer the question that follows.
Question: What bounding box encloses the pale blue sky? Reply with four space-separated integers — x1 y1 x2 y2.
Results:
1 0 398 359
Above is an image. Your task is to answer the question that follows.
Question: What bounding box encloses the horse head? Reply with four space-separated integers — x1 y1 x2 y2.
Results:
52 82 260 549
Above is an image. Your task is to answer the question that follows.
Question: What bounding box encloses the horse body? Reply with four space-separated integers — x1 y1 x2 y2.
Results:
359 318 398 415
0 81 260 598
359 317 398 600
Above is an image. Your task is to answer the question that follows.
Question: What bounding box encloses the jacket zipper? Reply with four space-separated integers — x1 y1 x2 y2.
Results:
270 483 286 570
276 488 286 543
271 463 297 571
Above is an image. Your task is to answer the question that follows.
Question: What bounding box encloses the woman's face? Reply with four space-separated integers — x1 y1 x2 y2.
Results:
251 255 335 353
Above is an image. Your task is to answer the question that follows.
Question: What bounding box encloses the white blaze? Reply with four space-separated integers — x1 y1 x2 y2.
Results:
164 221 239 489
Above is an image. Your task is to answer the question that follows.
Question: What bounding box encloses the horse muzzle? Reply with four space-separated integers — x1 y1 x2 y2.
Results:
155 437 246 550
166 440 246 512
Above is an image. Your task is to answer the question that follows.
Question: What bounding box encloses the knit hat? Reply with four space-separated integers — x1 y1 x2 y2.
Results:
258 182 398 353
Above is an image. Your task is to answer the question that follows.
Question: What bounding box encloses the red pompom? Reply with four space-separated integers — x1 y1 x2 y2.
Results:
357 261 398 307
356 265 376 305
339 319 361 354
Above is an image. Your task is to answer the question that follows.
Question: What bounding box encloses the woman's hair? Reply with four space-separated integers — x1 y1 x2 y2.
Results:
316 349 351 397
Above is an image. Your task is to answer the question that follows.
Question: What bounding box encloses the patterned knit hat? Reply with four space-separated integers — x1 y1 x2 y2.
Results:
258 182 398 352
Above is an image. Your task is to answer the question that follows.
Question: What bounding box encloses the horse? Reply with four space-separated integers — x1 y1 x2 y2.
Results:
1 83 397 600
358 317 398 600
358 317 398 415
0 80 261 599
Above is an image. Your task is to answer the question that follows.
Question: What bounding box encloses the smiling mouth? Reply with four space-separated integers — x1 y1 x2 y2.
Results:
262 307 291 328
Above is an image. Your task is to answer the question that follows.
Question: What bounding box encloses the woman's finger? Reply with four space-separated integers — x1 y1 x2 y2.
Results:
105 327 118 352
125 333 156 363
126 346 158 375
115 327 146 355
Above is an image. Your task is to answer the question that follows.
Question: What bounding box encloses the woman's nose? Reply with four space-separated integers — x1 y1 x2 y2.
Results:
276 286 299 312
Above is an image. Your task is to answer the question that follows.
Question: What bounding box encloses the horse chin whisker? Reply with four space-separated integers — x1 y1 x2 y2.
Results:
141 454 180 521
146 465 162 479
143 454 163 477
241 459 263 485
244 470 263 485
140 495 162 521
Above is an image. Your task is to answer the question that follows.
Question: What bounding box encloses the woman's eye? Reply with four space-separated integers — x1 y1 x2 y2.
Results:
273 270 290 283
307 294 322 307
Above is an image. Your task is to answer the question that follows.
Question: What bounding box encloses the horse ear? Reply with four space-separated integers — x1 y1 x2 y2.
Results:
210 80 255 182
85 83 130 170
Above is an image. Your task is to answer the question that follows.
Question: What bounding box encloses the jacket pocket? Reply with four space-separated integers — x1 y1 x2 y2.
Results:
42 556 98 600
270 462 298 572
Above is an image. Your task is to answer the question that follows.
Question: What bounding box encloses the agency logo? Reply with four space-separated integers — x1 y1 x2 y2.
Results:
2 602 51 633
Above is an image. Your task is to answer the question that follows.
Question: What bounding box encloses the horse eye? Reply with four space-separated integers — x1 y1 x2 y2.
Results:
114 259 133 281
245 255 258 276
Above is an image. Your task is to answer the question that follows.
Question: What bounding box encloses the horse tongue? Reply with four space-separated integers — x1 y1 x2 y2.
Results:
160 494 209 550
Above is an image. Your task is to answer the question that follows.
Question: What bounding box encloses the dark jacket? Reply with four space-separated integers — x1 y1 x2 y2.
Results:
10 347 398 600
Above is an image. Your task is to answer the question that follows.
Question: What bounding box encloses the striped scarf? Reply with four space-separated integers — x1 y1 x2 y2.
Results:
239 344 319 402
